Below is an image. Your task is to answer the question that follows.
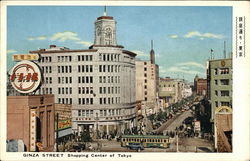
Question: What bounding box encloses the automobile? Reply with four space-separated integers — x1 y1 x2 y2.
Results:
127 143 144 151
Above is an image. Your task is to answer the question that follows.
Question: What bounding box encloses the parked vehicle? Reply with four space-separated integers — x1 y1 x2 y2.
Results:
126 143 144 150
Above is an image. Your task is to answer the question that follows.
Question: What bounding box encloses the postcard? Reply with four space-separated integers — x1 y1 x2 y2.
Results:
0 1 249 161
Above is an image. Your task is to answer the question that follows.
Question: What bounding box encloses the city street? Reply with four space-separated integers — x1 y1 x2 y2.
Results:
154 110 193 134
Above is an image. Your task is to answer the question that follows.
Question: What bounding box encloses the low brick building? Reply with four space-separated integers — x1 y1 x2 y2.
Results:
7 95 55 151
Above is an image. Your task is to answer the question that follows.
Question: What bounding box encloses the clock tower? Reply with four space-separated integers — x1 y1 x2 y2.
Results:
94 8 117 46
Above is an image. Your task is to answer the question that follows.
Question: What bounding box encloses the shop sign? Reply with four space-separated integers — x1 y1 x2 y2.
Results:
9 60 42 94
55 119 72 131
30 109 37 152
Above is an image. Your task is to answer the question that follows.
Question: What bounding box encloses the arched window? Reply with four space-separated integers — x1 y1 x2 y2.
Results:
96 27 101 36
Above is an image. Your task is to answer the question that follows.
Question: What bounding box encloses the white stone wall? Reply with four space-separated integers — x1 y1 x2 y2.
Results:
37 47 136 133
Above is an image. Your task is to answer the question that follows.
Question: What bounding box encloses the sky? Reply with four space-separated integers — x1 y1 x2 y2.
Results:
7 6 232 82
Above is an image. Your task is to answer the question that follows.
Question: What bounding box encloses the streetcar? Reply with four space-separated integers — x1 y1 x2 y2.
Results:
121 135 170 148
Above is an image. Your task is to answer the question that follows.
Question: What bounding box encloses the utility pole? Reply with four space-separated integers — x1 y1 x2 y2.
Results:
56 113 59 152
223 41 226 59
176 131 179 152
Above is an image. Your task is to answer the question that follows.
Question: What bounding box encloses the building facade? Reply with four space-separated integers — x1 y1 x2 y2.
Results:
159 78 179 108
207 58 232 151
159 77 192 109
207 58 232 121
31 13 137 137
7 95 55 151
194 75 207 96
135 43 159 113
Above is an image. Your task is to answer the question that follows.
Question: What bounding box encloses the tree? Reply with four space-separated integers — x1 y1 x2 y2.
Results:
81 130 92 142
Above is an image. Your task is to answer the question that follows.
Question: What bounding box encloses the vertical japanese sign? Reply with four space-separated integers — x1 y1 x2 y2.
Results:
236 16 246 57
29 109 37 152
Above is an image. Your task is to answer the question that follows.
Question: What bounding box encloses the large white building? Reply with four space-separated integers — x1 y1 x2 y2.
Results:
31 12 137 137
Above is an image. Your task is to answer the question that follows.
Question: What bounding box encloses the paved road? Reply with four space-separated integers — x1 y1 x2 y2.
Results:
154 110 193 134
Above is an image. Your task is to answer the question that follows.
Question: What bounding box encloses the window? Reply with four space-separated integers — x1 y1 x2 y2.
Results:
103 65 106 72
108 65 110 72
61 66 64 73
214 68 218 75
221 90 230 97
111 65 113 72
220 79 229 85
144 67 147 71
221 102 230 107
82 110 85 117
78 110 81 116
99 76 102 83
69 66 72 73
220 68 229 74
215 80 218 85
86 65 89 72
104 98 106 104
49 66 52 73
103 54 106 61
90 65 93 72
215 90 218 96
99 65 102 72
144 73 147 77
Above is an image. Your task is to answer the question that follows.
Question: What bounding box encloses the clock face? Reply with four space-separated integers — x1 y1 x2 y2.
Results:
221 60 226 67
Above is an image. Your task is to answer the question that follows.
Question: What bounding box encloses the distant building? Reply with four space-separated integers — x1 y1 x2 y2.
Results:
194 75 207 96
159 77 188 108
182 83 193 98
135 41 159 113
31 11 137 137
207 58 232 152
